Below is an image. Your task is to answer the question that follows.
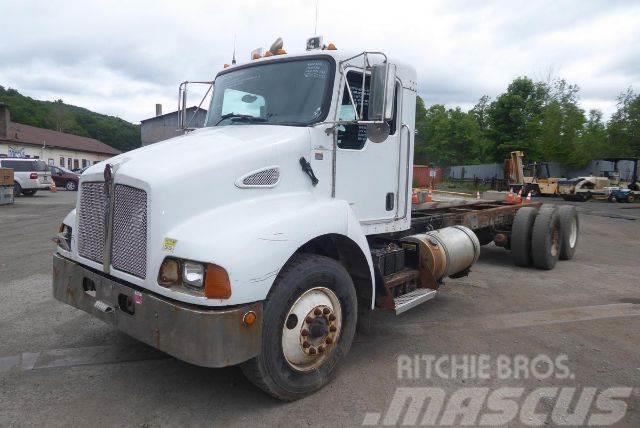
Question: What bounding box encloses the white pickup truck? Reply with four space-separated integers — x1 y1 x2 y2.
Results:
52 39 577 400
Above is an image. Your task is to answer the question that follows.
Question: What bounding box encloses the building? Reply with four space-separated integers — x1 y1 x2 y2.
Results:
0 104 120 169
141 104 207 146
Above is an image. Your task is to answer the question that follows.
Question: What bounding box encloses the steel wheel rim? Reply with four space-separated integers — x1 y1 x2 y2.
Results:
281 287 342 372
569 217 577 248
66 181 75 190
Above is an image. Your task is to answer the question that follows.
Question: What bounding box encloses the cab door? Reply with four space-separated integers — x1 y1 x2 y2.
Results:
334 70 401 223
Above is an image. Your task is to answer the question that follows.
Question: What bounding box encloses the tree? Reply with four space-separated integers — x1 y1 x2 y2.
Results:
539 79 586 166
470 95 496 162
577 109 608 162
488 77 547 161
608 88 640 157
415 103 484 166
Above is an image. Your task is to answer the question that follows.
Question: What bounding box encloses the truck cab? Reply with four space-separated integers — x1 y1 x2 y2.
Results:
52 41 479 400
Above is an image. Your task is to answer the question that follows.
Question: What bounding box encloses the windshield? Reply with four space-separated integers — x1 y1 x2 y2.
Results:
205 58 333 127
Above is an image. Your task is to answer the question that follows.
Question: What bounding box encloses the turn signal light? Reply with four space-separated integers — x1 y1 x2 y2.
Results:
326 43 337 50
275 48 287 55
264 50 273 57
205 264 231 299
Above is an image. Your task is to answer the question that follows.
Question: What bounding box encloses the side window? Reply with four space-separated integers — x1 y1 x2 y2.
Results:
337 71 370 150
337 73 399 149
389 83 399 136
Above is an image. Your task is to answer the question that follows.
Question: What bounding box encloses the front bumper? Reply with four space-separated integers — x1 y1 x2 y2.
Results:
52 253 262 367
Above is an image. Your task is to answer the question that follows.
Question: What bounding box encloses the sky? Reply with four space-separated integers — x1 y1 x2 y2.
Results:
1 0 639 124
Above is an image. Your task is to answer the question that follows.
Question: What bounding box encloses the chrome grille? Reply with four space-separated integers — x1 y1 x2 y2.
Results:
78 182 107 263
111 184 148 279
242 167 279 187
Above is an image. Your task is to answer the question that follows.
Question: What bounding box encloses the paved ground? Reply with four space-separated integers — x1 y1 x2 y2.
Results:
1 191 639 426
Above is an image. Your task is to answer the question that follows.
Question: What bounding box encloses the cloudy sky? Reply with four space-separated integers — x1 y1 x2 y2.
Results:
1 0 639 123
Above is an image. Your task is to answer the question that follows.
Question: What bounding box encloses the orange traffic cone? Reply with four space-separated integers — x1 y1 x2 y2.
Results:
426 188 433 202
412 192 419 204
505 187 514 203
50 182 57 193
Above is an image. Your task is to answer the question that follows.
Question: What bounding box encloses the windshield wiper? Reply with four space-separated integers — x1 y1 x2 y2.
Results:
214 113 267 126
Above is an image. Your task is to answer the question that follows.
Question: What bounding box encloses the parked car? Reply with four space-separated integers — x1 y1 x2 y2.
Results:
0 158 52 196
50 166 80 191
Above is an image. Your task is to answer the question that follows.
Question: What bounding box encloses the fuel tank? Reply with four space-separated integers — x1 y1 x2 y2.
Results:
402 226 481 281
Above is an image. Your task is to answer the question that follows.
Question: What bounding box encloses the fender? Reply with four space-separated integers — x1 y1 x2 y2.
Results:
162 192 375 307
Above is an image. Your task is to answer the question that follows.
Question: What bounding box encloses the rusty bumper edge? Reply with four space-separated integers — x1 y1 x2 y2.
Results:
52 253 262 368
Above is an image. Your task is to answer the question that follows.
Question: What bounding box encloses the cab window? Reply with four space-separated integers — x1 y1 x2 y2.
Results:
337 71 399 150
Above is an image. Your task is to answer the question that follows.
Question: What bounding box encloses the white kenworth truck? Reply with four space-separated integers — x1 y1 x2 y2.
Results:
52 38 580 400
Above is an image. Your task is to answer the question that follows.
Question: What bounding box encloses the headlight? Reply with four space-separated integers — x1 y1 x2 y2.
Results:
158 258 231 299
183 261 205 289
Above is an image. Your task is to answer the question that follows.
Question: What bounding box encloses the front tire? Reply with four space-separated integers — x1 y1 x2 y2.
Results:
65 180 77 191
13 183 22 197
21 189 37 196
241 254 357 401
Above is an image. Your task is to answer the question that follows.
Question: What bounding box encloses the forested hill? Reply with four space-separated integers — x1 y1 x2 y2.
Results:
0 86 140 152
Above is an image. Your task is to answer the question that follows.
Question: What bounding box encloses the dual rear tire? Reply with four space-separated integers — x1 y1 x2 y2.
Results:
511 204 578 269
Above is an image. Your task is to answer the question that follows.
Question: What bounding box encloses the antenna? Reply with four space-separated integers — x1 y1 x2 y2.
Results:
314 0 319 35
232 34 237 65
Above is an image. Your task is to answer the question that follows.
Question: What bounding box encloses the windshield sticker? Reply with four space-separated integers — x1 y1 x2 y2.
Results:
304 61 328 79
162 238 177 253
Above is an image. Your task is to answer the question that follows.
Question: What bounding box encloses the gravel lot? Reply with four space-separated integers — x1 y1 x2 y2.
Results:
1 191 639 426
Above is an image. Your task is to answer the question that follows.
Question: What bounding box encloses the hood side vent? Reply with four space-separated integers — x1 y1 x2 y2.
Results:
236 166 280 188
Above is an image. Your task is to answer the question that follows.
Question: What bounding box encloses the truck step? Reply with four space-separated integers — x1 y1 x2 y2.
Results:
394 288 437 315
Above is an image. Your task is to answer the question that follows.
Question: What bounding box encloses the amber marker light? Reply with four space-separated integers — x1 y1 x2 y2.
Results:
243 311 257 326
327 42 337 50
204 264 231 299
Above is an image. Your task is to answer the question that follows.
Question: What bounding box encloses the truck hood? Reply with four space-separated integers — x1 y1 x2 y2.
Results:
83 124 310 187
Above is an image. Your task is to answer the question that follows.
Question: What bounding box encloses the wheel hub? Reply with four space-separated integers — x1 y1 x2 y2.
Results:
281 287 342 372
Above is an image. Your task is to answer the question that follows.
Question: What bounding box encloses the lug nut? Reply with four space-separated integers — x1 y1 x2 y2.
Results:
323 307 331 315
318 345 325 353
314 308 322 316
302 341 310 348
325 337 333 344
309 347 317 355
329 326 337 332
328 314 336 321
305 316 313 324
301 329 309 337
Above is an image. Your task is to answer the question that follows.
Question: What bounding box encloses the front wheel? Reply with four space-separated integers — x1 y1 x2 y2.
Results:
21 189 37 196
241 254 357 401
13 183 22 197
65 180 77 191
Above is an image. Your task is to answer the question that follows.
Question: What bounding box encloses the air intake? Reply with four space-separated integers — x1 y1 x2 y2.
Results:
236 166 280 188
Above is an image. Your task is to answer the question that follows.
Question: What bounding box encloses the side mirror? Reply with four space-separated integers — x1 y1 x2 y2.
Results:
368 63 396 122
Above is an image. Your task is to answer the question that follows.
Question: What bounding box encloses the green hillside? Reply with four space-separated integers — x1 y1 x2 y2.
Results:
0 86 140 152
